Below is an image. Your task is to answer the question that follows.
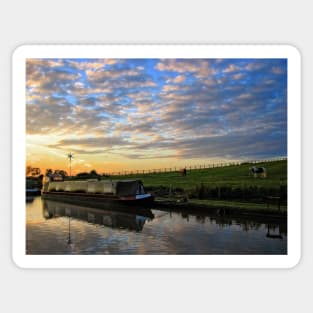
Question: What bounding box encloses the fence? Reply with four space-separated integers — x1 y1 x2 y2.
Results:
105 157 287 177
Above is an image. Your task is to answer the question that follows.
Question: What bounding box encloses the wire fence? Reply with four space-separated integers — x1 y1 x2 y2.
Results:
105 157 287 177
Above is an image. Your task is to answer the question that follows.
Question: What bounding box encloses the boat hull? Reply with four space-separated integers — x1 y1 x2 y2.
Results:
26 188 41 196
41 191 154 210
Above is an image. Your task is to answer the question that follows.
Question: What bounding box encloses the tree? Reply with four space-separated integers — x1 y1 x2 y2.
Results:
58 170 68 177
76 172 89 177
90 169 99 177
45 169 53 176
54 169 68 177
26 166 41 176
26 166 33 176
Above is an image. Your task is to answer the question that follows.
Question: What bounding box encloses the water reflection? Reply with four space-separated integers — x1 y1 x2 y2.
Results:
43 199 154 233
26 195 34 203
172 210 287 240
26 197 287 255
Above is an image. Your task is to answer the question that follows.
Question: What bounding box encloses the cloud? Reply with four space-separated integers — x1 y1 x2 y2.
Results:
245 62 266 71
155 59 213 78
86 68 142 83
26 58 287 164
26 60 81 91
223 64 240 73
166 75 186 83
233 73 245 80
162 84 182 92
47 136 130 154
272 66 285 74
67 59 119 71
26 98 73 135
125 128 286 161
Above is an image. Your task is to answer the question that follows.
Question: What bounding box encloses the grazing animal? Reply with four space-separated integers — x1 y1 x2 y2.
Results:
180 168 187 176
250 166 267 178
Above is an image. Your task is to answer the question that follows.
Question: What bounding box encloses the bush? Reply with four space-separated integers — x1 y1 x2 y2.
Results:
190 184 287 202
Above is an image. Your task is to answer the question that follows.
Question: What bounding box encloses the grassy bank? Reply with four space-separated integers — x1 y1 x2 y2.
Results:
110 160 286 188
110 160 287 203
153 197 286 219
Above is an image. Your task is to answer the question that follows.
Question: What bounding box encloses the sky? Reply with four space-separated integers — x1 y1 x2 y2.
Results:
26 58 287 175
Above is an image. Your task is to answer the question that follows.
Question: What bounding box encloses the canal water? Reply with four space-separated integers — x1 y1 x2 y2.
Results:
26 197 287 255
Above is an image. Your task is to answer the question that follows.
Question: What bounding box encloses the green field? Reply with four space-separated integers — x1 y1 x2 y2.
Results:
82 159 287 215
110 160 287 190
108 160 287 210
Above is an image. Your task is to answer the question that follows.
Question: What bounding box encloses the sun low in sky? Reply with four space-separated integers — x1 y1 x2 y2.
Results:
26 58 287 175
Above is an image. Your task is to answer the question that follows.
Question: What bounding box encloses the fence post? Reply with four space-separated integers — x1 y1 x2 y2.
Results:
107 157 285 177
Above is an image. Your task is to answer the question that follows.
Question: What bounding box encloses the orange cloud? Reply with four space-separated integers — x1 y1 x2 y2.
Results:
68 59 120 71
172 75 186 83
272 66 284 74
156 59 201 73
233 73 244 80
223 64 239 73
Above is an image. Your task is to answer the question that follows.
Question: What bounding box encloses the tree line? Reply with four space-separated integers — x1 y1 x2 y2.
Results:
26 166 104 180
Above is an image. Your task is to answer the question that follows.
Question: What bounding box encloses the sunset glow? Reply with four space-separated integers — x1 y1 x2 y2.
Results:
26 58 287 175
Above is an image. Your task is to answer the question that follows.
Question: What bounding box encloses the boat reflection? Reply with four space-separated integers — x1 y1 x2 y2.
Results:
42 199 154 232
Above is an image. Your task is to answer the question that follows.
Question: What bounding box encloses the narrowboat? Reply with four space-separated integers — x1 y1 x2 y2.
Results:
41 178 154 208
26 176 43 197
